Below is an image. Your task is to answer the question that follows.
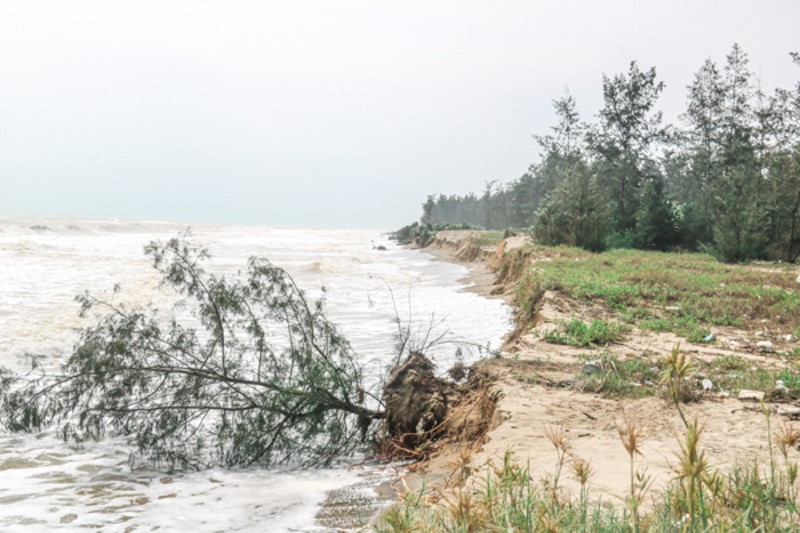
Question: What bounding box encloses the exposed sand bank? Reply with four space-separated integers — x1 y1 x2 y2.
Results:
402 230 798 506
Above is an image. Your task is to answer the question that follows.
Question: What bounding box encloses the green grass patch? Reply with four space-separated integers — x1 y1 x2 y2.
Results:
542 318 628 347
702 355 800 398
518 245 800 342
576 355 658 399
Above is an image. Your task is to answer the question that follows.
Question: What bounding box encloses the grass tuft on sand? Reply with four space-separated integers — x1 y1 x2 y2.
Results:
376 348 800 532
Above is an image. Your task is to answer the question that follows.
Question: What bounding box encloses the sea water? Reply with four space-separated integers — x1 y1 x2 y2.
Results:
0 215 511 532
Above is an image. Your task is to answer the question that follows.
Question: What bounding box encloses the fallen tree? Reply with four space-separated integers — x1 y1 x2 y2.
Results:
1 236 386 470
0 236 498 471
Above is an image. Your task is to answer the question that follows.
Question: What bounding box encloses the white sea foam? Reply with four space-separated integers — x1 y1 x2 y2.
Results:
0 215 511 531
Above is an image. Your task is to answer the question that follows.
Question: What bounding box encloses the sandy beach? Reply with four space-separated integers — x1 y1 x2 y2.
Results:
403 230 796 507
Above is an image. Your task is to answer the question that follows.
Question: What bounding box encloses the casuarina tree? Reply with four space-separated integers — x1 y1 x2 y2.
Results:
0 236 384 470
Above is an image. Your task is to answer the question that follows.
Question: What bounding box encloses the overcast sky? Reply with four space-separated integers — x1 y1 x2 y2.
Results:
1 1 798 229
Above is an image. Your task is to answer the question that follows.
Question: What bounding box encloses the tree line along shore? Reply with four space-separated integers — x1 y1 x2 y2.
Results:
397 44 800 264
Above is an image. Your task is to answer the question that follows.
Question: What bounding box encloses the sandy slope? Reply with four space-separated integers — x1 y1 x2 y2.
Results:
408 231 800 506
